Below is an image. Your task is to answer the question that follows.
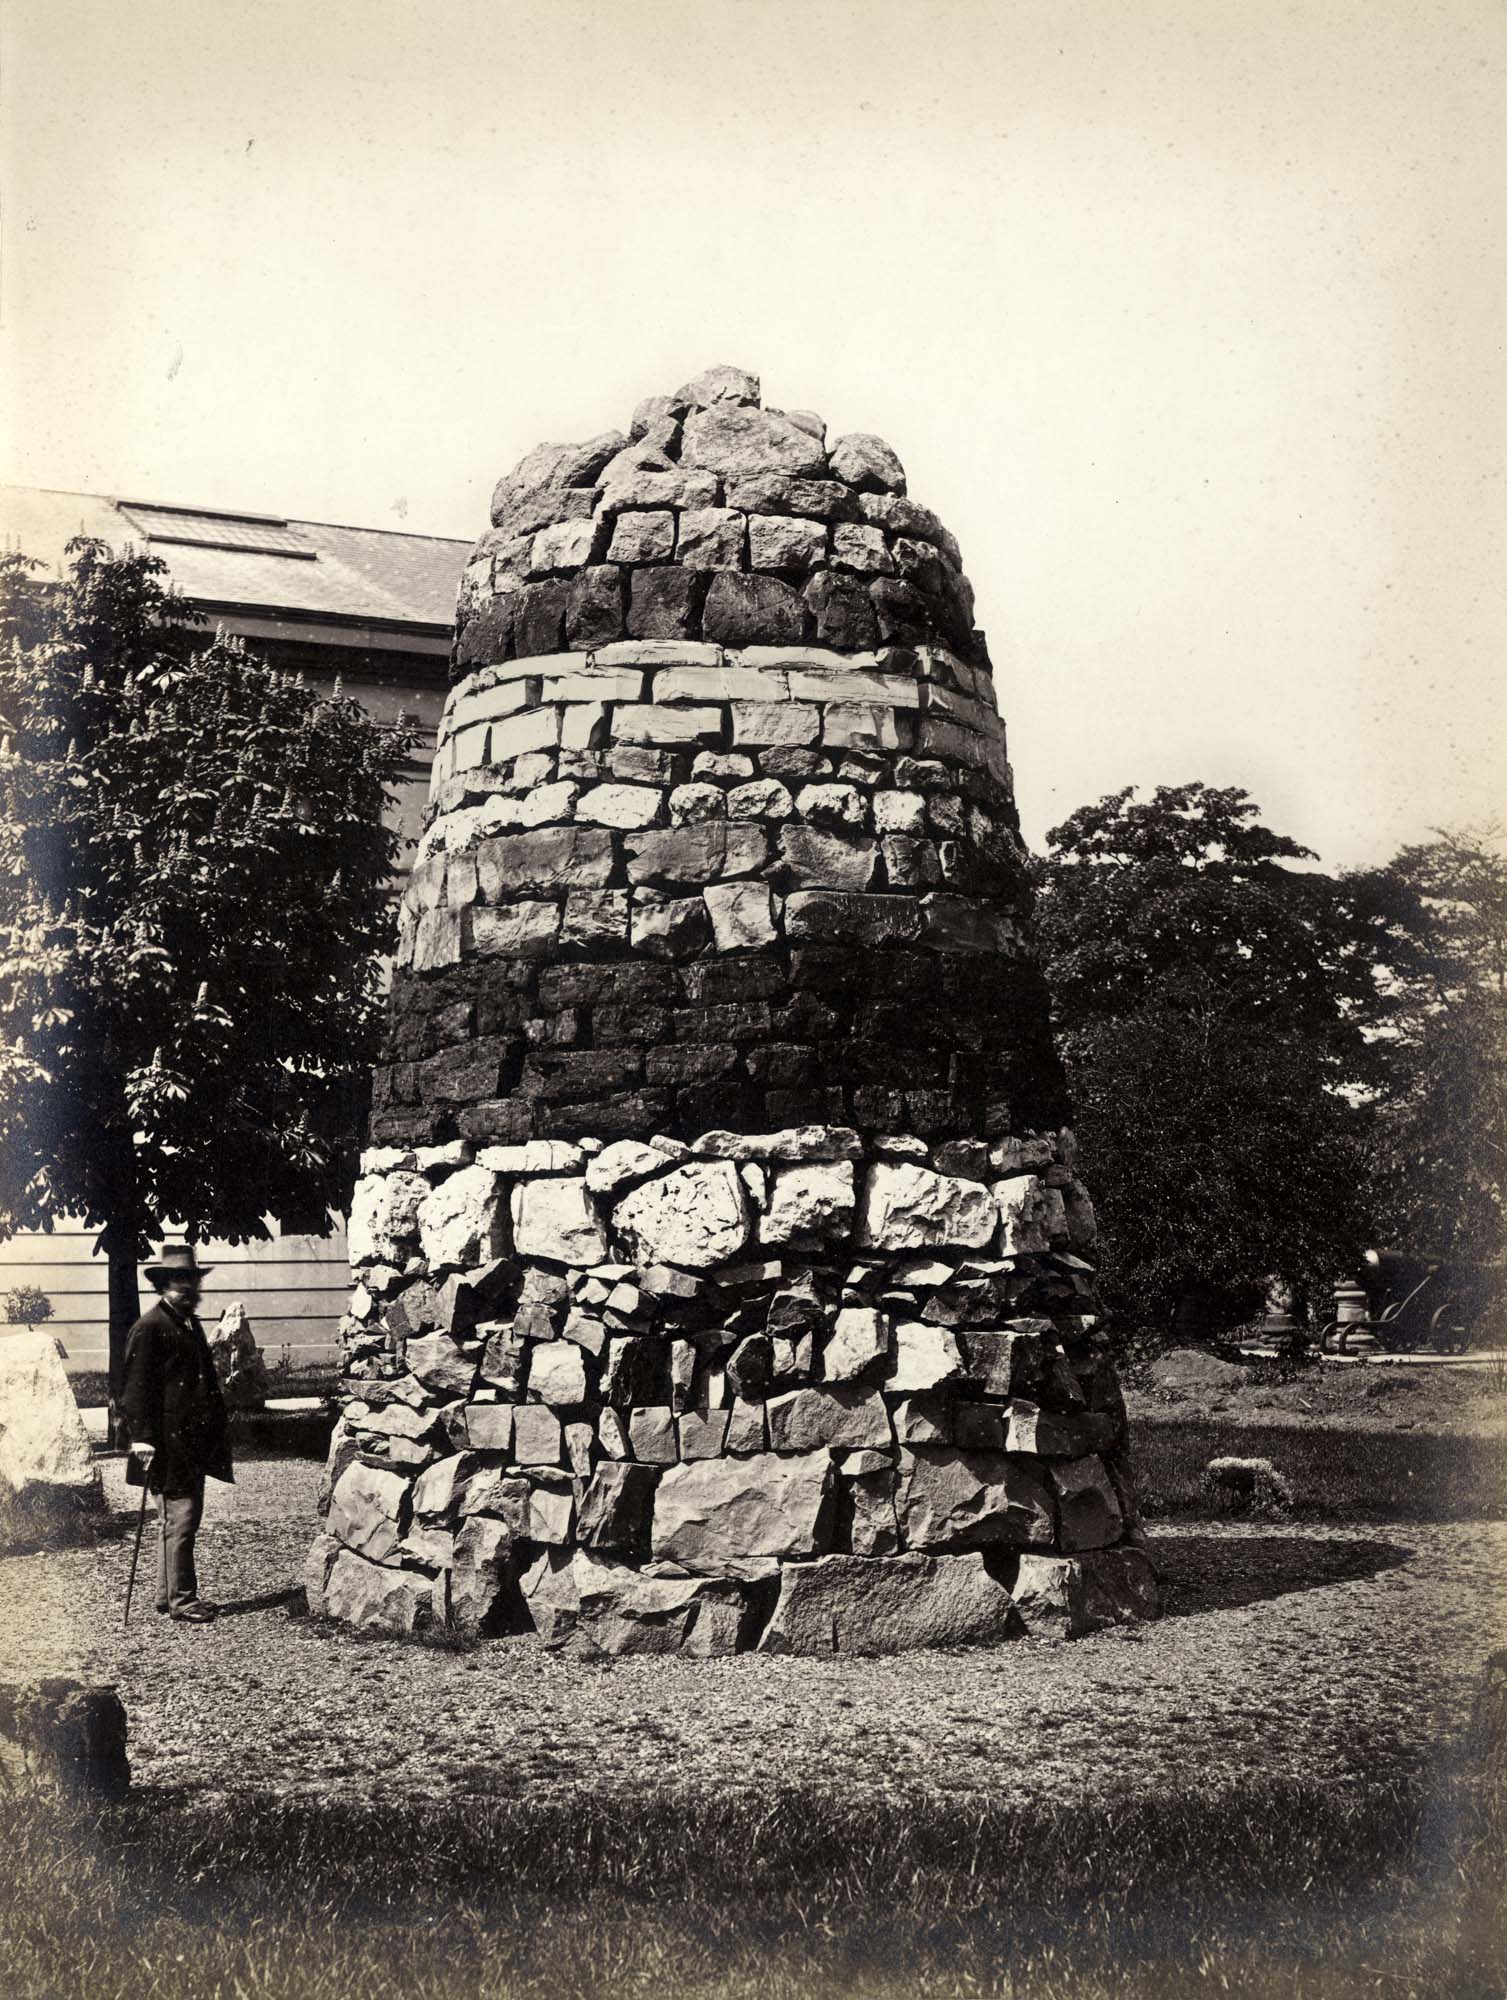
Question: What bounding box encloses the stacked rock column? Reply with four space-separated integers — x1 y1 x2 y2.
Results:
306 368 1158 1654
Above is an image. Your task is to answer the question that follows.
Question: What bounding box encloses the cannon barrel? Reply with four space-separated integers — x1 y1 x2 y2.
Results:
1362 1248 1502 1280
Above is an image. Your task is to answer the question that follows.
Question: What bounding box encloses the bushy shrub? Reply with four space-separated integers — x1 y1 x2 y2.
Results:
3 1285 53 1328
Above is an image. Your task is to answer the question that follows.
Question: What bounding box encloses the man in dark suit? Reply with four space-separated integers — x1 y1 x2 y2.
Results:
119 1244 233 1624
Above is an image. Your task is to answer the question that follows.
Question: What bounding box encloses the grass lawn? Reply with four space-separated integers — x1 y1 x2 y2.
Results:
4 1763 1503 1999
1132 1416 1507 1521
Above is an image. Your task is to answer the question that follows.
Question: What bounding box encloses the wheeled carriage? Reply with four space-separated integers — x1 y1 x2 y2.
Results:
1320 1249 1494 1354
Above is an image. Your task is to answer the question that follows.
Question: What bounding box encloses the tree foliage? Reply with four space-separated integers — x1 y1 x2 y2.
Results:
1352 829 1507 1268
0 539 412 1365
1035 784 1374 1329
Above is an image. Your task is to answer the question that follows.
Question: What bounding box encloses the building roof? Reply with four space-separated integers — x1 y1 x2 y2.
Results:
0 485 472 633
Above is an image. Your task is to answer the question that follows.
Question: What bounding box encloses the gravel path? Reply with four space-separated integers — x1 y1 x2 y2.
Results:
6 1457 1503 1807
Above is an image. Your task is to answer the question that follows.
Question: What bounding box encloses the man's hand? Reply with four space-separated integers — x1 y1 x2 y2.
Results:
130 1442 156 1470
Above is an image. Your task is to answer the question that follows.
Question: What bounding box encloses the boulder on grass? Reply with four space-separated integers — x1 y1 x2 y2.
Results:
208 1302 271 1412
0 1331 101 1538
1203 1455 1293 1515
1147 1348 1246 1397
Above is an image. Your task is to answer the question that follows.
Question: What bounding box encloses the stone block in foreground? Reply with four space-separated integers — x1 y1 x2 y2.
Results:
0 1679 129 1798
0 1331 102 1542
312 368 1159 1656
759 1552 1022 1655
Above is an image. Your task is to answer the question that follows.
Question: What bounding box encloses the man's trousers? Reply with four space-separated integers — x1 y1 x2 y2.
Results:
155 1475 206 1612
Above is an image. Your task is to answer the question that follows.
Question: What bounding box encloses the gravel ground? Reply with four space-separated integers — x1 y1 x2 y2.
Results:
5 1456 1504 1808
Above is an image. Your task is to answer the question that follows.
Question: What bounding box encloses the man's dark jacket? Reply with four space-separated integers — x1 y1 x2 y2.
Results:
119 1299 233 1491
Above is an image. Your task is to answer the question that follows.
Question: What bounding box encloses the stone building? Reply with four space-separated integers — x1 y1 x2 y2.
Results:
310 368 1158 1654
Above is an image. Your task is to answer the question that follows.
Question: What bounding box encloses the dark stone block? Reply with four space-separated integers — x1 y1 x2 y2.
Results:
891 537 948 596
681 959 786 1003
744 1043 817 1087
932 567 978 655
904 1089 968 1136
823 1042 947 1090
535 1088 672 1138
784 891 923 948
601 1335 664 1406
455 1258 521 1325
702 573 805 647
592 1004 670 1046
982 1098 1017 1139
417 1037 513 1105
628 566 701 640
677 1081 762 1132
524 1011 580 1049
475 986 536 1045
646 1043 740 1085
514 581 570 657
851 998 942 1050
869 576 934 646
948 1053 1014 1110
520 1049 643 1105
764 1087 847 1126
566 566 626 648
633 893 714 959
384 1280 446 1340
771 993 844 1039
513 1301 563 1342
786 948 855 996
758 746 829 783
539 962 677 1010
765 1277 827 1337
456 1098 534 1144
369 1108 444 1147
385 1061 420 1104
851 1086 905 1129
577 1462 659 1554
671 1002 772 1044
803 571 879 650
456 593 517 668
421 999 476 1058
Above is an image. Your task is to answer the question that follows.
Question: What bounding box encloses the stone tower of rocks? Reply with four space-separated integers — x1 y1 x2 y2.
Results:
306 367 1158 1654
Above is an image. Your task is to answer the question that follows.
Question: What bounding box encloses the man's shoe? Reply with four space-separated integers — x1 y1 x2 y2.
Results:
169 1601 219 1624
155 1603 169 1615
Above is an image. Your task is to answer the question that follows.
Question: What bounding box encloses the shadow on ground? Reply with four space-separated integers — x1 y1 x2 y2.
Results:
216 1587 301 1620
1152 1530 1414 1618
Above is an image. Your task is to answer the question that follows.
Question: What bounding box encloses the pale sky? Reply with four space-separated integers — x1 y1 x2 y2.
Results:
3 0 1503 868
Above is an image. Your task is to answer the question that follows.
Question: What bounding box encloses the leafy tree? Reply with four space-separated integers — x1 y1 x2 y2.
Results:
1034 783 1376 1331
1353 829 1507 1269
0 540 412 1393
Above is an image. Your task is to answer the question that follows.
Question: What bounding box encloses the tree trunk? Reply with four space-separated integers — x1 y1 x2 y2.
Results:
100 1217 142 1448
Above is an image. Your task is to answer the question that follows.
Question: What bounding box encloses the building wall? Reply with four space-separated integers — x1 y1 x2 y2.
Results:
0 1221 349 1376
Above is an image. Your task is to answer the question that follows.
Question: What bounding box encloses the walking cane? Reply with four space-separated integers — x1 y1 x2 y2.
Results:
123 1469 152 1628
